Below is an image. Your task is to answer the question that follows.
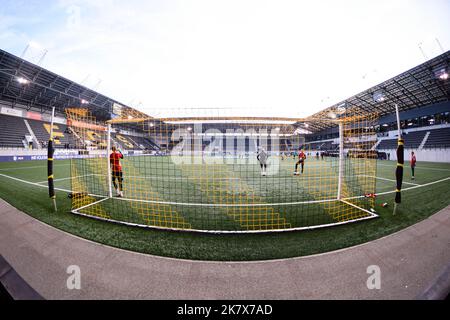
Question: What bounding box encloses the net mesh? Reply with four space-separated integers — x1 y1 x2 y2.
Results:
65 106 378 232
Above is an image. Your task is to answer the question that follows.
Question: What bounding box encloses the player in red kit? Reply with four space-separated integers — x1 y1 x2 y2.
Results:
410 151 416 180
294 149 306 175
110 146 124 197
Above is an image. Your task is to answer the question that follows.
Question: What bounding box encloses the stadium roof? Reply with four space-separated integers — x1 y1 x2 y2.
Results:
0 48 129 120
0 48 449 133
306 50 450 132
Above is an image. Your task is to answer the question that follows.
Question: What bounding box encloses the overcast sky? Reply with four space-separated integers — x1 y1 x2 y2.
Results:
1 0 449 118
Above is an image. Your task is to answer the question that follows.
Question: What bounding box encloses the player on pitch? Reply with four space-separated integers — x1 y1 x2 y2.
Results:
410 151 416 180
110 146 124 197
257 147 268 176
294 148 306 175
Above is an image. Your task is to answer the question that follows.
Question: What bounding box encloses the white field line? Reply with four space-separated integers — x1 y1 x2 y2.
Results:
70 205 379 234
344 176 450 200
0 173 106 199
340 199 378 217
0 163 71 171
72 197 109 212
378 163 450 172
0 172 449 207
374 176 450 197
91 173 367 181
360 175 420 186
36 174 95 184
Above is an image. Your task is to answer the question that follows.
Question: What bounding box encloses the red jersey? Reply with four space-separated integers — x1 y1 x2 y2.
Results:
110 151 123 172
299 151 306 160
411 155 416 167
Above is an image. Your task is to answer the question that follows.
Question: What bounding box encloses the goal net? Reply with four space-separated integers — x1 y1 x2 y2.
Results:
65 106 378 233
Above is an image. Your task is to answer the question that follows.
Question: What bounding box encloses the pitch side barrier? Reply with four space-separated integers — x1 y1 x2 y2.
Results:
0 150 168 162
0 150 290 162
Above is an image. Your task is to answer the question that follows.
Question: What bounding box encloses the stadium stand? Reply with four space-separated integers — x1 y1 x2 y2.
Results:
403 130 428 149
27 119 75 149
377 127 450 150
280 138 292 151
0 49 448 161
377 139 398 149
0 111 165 151
424 127 450 148
0 114 29 148
112 133 159 150
145 137 161 150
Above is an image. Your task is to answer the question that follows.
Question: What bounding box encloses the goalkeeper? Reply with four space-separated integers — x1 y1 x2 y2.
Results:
110 146 124 197
257 147 268 176
294 149 306 175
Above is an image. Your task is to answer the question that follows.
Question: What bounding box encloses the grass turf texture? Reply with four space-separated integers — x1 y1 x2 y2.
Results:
71 155 376 231
0 158 449 261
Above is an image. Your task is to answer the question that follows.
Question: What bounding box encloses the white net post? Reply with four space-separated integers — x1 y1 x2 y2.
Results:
337 121 344 200
106 123 112 198
49 107 55 139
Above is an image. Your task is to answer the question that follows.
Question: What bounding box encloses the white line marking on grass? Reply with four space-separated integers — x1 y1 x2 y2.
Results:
0 173 105 198
378 163 450 172
344 176 450 200
36 174 94 184
360 175 420 186
1 172 449 207
91 173 348 181
0 164 71 171
72 197 109 212
374 176 450 196
101 176 450 207
0 173 72 192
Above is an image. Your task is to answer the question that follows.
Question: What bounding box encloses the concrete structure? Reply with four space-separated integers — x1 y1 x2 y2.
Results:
1 199 449 299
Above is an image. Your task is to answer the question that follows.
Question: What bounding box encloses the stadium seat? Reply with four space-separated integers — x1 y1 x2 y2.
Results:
0 114 29 148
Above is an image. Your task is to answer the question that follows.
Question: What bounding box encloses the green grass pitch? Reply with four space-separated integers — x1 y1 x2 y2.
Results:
0 157 449 261
70 155 377 231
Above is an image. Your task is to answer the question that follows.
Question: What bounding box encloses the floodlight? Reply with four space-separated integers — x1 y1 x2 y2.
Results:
336 103 346 114
433 65 448 80
328 112 337 119
439 72 449 80
16 77 30 85
373 90 385 103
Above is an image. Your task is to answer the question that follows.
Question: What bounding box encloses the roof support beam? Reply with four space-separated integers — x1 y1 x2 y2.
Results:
0 69 111 113
392 79 422 106
409 73 435 105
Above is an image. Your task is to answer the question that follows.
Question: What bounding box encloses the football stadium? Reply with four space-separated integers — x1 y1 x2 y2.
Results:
0 0 449 303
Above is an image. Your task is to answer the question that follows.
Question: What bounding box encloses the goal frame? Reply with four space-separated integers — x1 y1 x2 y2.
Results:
69 114 379 234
